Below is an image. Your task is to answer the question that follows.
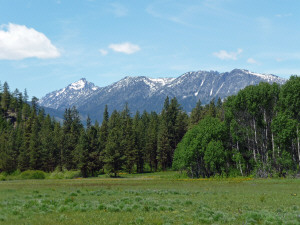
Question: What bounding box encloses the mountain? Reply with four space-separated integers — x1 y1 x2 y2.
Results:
38 78 100 110
38 69 286 122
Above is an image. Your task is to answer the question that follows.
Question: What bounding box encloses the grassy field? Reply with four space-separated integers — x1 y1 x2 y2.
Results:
0 172 299 225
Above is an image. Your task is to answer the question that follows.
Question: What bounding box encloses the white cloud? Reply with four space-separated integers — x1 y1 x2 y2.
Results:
213 48 243 60
0 23 60 60
99 49 108 56
108 42 140 54
247 58 258 64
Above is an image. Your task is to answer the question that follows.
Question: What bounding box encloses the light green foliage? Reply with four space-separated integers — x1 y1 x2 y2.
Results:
20 170 46 179
204 140 225 173
173 116 227 177
49 168 81 179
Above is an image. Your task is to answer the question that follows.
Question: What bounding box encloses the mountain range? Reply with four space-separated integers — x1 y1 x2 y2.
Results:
38 69 286 122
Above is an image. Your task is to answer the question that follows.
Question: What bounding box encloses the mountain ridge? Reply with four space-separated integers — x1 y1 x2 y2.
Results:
38 69 286 122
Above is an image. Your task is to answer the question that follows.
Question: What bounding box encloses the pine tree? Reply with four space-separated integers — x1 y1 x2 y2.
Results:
1 82 10 111
121 103 136 173
86 119 101 176
190 100 203 126
18 117 32 171
157 121 171 170
145 112 159 171
53 122 63 170
0 127 16 172
40 115 57 171
62 107 83 169
98 105 109 171
208 98 216 118
29 118 42 170
104 110 124 177
76 129 89 177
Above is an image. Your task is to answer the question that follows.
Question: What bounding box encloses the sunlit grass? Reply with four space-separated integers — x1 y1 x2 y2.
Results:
0 172 299 224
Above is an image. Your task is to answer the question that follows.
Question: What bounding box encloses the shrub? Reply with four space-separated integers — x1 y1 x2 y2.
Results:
20 170 46 179
63 170 81 179
49 168 81 179
0 174 6 181
10 170 21 176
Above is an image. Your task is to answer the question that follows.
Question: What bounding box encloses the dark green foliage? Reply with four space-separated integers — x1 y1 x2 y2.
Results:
75 129 90 177
104 110 125 177
157 97 188 170
190 100 203 126
0 77 299 178
145 112 159 171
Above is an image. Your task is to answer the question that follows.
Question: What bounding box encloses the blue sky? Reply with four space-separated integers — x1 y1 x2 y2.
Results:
0 0 300 98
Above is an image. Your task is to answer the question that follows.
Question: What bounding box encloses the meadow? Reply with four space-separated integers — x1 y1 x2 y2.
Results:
0 172 299 225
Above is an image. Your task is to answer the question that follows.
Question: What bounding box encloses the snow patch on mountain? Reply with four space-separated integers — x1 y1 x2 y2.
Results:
38 78 101 109
241 69 284 83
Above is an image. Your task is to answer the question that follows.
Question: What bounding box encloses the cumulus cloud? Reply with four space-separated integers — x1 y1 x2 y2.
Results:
99 49 108 56
247 58 258 64
0 23 60 60
108 42 140 54
213 48 243 60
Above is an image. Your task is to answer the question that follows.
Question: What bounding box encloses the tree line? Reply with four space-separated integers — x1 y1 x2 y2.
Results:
0 81 196 176
0 76 299 177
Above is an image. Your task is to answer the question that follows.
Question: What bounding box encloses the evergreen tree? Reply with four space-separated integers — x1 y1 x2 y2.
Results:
1 82 10 111
98 105 109 171
104 110 124 177
40 115 57 171
76 129 89 177
121 103 136 173
145 112 159 171
190 100 203 126
29 118 42 170
62 107 83 169
157 121 171 170
86 120 101 176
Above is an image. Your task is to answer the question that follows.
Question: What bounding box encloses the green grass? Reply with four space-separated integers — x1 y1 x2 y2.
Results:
0 172 299 224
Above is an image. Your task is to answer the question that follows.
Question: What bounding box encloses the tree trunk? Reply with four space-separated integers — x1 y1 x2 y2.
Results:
264 110 268 161
297 125 300 169
271 132 276 161
237 141 243 176
252 118 258 163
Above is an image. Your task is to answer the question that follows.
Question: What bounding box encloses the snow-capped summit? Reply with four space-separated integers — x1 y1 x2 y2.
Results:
38 78 101 110
238 69 285 84
104 76 175 95
69 78 87 90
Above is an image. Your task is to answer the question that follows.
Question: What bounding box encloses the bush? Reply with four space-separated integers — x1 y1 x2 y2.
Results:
0 174 6 181
20 170 46 179
49 167 81 179
63 170 81 179
10 170 21 176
